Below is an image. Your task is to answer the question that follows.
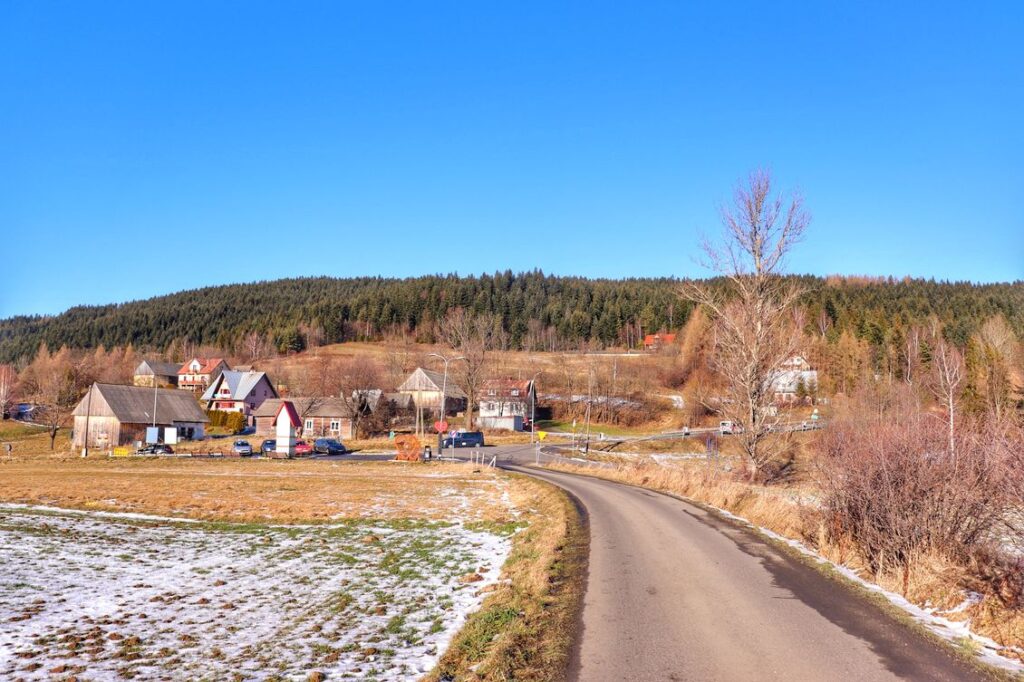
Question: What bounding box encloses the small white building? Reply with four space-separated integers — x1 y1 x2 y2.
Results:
477 378 536 431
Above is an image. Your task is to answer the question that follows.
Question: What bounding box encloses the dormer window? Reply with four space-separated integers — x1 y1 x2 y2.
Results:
511 389 520 396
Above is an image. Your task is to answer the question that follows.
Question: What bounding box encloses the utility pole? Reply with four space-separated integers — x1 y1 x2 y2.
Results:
81 384 93 458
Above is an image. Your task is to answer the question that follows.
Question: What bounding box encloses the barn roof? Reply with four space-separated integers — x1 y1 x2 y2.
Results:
134 360 182 377
73 383 209 424
397 367 466 398
253 397 355 418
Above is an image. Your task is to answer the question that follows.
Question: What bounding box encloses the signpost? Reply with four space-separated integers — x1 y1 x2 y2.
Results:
434 420 449 433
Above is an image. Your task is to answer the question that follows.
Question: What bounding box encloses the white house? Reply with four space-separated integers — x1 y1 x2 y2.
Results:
477 378 536 431
201 370 278 424
771 356 818 403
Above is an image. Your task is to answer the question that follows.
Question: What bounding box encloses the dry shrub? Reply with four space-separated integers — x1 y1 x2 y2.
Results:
814 411 1019 577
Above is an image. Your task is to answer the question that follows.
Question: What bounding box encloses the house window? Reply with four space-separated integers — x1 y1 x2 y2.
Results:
305 419 314 431
330 419 341 432
511 389 520 396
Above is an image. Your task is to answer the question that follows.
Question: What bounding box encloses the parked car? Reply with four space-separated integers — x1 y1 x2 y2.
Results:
719 420 735 435
232 440 253 456
314 438 347 455
135 443 174 455
260 439 276 455
442 431 485 448
294 440 313 455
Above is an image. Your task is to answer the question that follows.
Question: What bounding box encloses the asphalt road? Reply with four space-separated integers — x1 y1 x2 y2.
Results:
477 445 990 682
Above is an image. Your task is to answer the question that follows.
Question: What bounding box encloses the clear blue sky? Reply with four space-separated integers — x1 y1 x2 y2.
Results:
2 1 1022 317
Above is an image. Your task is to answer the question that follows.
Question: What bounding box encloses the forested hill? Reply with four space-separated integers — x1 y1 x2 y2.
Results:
1 273 1021 362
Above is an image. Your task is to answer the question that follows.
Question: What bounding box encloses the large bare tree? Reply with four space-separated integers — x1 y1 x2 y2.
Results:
438 308 497 429
0 364 17 421
683 169 810 480
928 338 964 457
21 345 84 450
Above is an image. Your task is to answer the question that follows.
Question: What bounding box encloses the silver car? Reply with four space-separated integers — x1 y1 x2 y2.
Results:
232 440 253 456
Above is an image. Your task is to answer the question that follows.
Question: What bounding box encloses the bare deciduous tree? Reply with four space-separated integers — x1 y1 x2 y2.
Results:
334 356 383 438
974 315 1017 421
438 308 497 430
0 364 17 420
683 169 810 480
243 331 273 364
928 339 964 457
21 345 83 450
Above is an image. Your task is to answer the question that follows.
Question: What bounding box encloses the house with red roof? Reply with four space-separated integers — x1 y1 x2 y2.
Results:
177 358 228 394
643 333 676 351
477 378 536 431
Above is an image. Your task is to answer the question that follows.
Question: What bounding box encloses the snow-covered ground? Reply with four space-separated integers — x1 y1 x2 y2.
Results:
0 505 512 680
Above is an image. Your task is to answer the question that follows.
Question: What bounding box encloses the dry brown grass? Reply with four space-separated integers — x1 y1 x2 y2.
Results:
0 458 516 523
426 472 586 682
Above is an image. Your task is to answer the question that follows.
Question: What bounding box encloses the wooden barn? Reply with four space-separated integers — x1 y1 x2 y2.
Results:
72 383 209 448
132 360 181 388
397 368 467 416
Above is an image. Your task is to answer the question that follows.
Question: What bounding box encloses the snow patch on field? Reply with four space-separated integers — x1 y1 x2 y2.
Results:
0 506 511 680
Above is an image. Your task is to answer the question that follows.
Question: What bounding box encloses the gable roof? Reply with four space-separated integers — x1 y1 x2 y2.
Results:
253 397 355 419
201 371 275 401
134 360 182 377
274 401 302 428
178 358 226 376
397 367 466 398
479 378 534 400
74 383 209 424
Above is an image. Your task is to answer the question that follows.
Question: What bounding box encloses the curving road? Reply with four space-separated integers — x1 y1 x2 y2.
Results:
484 446 990 682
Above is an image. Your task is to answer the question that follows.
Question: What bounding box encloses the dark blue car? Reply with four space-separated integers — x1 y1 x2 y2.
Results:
442 431 485 448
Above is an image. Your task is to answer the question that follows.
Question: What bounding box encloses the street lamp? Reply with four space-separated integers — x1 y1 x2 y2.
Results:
529 371 542 444
428 352 463 459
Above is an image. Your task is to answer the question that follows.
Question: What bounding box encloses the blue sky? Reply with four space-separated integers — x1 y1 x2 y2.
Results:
2 1 1022 317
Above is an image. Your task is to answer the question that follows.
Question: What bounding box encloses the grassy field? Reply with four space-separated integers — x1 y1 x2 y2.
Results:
0 458 518 523
0 455 586 680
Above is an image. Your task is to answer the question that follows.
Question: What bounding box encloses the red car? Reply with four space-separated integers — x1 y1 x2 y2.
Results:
293 440 313 456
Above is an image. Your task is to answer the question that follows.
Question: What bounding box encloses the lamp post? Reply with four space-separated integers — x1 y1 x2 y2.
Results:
428 352 463 459
529 371 541 444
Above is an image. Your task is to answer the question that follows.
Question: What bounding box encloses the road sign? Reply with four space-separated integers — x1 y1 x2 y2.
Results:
537 431 548 441
433 420 449 433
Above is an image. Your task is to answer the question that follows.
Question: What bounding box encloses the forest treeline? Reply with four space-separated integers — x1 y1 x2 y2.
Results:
1 272 1021 363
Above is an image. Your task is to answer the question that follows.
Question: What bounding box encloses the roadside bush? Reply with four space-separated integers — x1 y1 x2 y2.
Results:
814 412 1018 577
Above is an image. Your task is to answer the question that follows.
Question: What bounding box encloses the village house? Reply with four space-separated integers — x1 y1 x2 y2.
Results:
771 356 819 403
72 383 209 448
253 397 355 440
178 358 228 394
643 333 677 351
397 368 467 415
477 378 536 431
201 370 277 424
132 360 181 388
